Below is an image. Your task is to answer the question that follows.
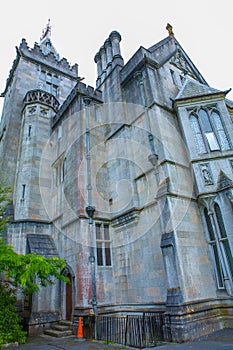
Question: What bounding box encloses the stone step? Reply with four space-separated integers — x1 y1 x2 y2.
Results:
59 320 72 326
51 324 70 332
44 328 73 338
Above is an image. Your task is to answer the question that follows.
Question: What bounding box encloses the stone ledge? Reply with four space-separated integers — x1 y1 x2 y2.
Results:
2 342 19 348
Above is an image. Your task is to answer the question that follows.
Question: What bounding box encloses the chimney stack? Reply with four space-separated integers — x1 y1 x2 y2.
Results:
94 31 124 88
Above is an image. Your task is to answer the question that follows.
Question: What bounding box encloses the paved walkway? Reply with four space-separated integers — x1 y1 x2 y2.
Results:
6 328 233 350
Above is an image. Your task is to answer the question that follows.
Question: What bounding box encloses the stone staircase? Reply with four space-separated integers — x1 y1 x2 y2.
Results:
44 320 73 338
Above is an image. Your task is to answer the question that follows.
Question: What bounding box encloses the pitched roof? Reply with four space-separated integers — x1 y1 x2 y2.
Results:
27 234 59 258
175 78 222 101
217 171 233 191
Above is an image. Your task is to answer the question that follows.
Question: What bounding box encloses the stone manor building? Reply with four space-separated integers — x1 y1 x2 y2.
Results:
0 22 233 342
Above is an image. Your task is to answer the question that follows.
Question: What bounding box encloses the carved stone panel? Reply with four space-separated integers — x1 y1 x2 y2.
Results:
199 163 213 186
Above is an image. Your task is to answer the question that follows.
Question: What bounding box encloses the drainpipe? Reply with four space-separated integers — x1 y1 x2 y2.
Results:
83 97 98 319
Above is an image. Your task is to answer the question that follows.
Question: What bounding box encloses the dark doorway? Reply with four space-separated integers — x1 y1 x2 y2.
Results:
66 273 72 320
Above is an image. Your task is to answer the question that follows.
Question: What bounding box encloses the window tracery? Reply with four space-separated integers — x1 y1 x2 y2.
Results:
189 107 230 153
204 203 233 293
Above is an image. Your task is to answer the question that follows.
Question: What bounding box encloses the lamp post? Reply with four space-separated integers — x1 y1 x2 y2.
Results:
83 97 98 319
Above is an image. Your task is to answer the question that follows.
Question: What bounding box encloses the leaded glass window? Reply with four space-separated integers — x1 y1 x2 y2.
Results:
189 107 231 153
199 109 220 151
190 114 207 153
204 208 224 288
214 204 233 279
204 204 233 290
95 223 112 266
212 111 230 150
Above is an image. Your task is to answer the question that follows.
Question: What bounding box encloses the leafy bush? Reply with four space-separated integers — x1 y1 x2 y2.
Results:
0 282 26 348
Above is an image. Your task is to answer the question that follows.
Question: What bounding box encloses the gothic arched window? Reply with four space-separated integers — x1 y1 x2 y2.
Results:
190 113 207 153
214 203 233 279
204 204 233 290
211 110 230 150
204 207 224 288
190 108 230 154
199 109 220 151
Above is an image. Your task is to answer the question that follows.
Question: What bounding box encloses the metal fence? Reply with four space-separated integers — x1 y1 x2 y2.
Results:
96 313 171 348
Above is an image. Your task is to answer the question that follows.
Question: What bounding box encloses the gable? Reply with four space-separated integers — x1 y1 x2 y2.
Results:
217 171 233 191
170 49 197 80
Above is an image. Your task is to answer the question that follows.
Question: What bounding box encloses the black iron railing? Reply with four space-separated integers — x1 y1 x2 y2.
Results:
96 313 171 348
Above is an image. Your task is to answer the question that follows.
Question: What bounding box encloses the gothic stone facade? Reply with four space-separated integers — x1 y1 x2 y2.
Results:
0 27 233 342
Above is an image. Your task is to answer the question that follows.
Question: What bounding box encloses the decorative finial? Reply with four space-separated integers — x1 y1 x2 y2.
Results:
40 19 51 41
166 23 174 38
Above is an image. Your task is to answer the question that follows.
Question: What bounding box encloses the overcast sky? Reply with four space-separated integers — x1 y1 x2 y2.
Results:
0 0 233 114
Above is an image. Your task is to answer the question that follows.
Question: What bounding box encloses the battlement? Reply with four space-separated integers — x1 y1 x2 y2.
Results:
52 81 102 127
19 39 79 79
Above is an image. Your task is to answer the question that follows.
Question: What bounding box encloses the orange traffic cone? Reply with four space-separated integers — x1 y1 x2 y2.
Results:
76 316 85 341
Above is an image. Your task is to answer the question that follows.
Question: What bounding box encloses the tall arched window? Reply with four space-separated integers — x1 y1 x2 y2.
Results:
214 203 233 279
212 110 230 150
204 204 233 290
204 208 224 288
190 114 207 153
199 109 220 151
190 107 230 153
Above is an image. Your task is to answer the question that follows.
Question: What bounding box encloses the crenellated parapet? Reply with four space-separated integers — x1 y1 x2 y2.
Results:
52 81 102 127
24 89 60 112
1 38 79 98
19 39 79 79
94 31 124 88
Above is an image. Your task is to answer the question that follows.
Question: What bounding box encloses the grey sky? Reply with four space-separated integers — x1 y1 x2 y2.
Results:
0 0 232 114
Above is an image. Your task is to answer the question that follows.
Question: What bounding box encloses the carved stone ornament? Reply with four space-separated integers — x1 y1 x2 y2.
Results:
200 163 213 186
24 89 59 112
170 49 196 79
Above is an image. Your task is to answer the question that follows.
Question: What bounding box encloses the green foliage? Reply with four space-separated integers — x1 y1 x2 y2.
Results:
0 179 69 347
0 239 68 294
0 282 26 348
0 184 68 293
0 183 11 237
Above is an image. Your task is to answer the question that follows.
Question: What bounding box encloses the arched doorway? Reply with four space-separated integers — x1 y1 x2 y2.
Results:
61 266 75 321
66 272 73 320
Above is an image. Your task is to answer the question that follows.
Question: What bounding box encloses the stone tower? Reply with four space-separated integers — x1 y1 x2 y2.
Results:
0 21 78 188
0 22 79 332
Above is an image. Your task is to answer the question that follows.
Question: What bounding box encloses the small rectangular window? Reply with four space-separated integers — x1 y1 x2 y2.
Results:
62 158 66 182
47 73 52 83
97 242 103 266
28 125 31 137
170 69 176 85
58 125 62 139
52 85 58 97
22 184 26 199
52 75 59 85
104 224 110 240
105 242 111 266
96 224 101 240
95 223 111 266
40 71 46 81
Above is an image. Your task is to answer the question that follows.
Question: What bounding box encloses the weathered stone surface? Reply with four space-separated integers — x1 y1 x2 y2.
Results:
1 27 233 343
